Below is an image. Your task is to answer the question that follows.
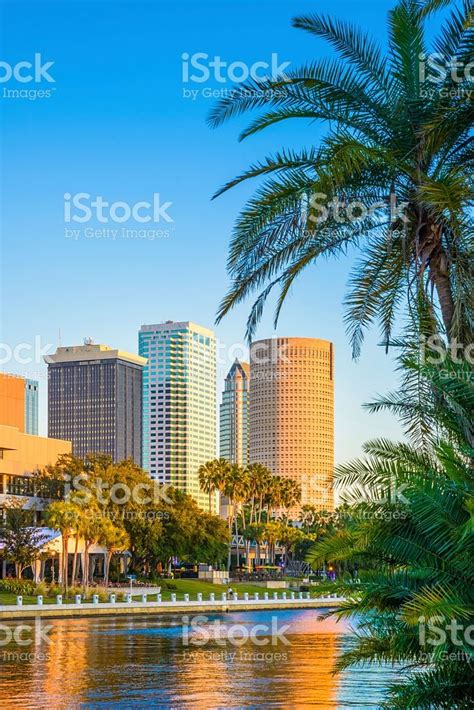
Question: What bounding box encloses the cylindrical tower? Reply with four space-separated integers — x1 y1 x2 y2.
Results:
249 337 334 510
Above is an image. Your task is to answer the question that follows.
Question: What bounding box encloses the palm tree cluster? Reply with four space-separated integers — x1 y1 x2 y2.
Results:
198 459 302 570
306 356 474 708
210 0 473 353
44 499 129 592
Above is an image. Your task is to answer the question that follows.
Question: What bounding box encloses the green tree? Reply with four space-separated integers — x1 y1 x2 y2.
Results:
101 520 129 586
246 463 273 523
306 355 474 708
0 505 46 579
211 0 473 351
44 500 80 591
198 459 220 513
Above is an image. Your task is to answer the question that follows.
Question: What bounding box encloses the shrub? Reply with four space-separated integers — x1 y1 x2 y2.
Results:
162 580 177 590
0 578 37 595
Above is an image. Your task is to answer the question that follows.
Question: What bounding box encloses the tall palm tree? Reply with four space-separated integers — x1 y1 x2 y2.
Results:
198 459 219 513
210 0 473 353
102 521 129 587
306 355 474 708
280 478 302 515
44 500 79 592
223 464 249 568
247 463 273 523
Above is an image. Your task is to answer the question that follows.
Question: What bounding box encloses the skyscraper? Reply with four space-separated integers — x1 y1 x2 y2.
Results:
220 359 250 466
139 321 217 512
250 337 334 510
24 379 39 435
46 342 146 464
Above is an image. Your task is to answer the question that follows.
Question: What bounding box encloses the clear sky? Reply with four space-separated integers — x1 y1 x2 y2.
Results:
1 0 429 462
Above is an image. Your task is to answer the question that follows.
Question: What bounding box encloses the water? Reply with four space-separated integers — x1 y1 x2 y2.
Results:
0 609 396 708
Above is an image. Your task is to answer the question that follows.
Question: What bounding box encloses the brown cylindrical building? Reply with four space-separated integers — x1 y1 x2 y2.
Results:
249 337 334 511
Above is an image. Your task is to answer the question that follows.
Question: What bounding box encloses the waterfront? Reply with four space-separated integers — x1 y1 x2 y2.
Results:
0 609 396 708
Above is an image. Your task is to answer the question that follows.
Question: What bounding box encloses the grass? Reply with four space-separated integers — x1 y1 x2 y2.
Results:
0 579 313 606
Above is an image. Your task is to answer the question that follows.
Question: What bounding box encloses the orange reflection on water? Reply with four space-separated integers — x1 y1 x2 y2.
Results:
0 610 349 708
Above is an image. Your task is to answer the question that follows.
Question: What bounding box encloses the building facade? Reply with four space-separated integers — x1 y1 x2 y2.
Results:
139 321 217 512
46 343 146 465
0 373 25 431
220 359 250 466
250 337 334 510
0 373 39 435
25 379 39 435
0 424 71 525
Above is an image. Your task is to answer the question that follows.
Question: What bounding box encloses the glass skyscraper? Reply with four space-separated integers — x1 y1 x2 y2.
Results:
220 359 250 466
139 321 217 512
24 379 39 435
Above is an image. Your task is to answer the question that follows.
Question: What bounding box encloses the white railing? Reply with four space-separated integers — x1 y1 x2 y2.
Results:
8 590 344 609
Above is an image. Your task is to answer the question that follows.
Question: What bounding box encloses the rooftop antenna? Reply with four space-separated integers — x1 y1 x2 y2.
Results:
58 328 62 346
84 337 94 346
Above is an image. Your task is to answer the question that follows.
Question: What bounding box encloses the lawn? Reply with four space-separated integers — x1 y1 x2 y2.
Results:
0 579 312 606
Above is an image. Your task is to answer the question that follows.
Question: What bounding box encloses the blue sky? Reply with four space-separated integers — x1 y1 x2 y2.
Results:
1 0 426 461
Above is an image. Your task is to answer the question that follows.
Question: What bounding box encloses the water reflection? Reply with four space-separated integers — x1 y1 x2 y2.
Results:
0 609 394 708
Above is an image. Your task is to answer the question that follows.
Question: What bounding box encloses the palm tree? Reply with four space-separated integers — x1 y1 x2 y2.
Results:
245 522 267 568
76 510 108 592
247 463 273 523
280 478 302 516
44 500 79 592
278 524 304 568
198 459 219 513
102 522 129 586
210 0 473 352
223 464 249 568
306 355 474 708
263 521 281 565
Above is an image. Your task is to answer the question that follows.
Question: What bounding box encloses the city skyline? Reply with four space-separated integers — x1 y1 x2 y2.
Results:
2 0 405 469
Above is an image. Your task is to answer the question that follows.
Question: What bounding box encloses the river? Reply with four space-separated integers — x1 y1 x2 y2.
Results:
0 608 397 708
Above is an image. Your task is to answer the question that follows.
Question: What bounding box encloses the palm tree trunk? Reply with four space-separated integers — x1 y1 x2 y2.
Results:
71 534 79 586
62 535 69 593
234 515 240 568
105 552 112 586
83 544 91 592
227 516 232 574
419 220 454 337
432 260 455 337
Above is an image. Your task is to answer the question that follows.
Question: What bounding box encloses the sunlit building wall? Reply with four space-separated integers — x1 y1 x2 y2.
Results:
139 321 217 513
249 337 334 510
220 359 250 467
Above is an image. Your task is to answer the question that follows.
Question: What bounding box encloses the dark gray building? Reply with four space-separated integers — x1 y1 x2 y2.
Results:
46 342 146 465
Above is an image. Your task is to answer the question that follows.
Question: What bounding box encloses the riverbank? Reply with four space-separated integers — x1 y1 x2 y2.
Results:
0 595 343 620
